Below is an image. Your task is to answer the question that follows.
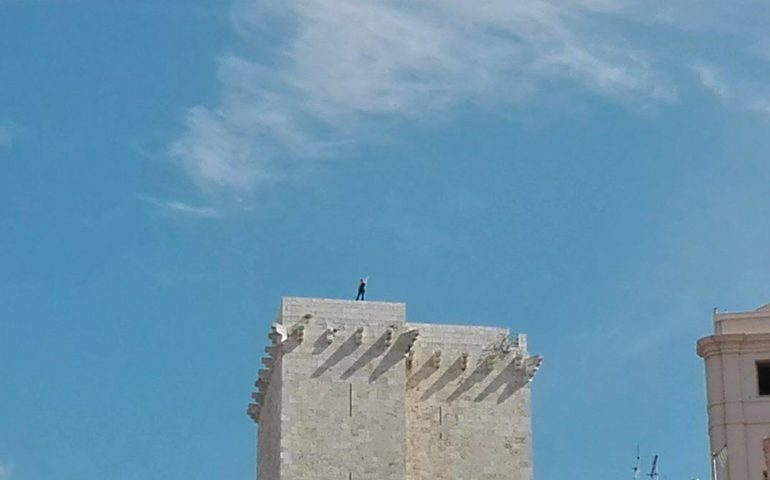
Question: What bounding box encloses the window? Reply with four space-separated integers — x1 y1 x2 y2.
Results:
757 362 770 395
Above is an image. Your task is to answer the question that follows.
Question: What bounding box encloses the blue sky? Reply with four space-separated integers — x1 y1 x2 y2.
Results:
2 1 770 479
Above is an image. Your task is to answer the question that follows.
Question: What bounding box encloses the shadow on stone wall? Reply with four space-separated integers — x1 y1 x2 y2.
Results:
446 359 495 403
497 374 528 404
341 330 392 380
369 331 414 382
312 332 332 355
311 333 361 378
407 358 439 390
419 356 465 401
474 357 525 402
282 336 302 355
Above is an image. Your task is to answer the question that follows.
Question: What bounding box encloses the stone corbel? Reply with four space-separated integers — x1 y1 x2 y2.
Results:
402 328 419 355
524 355 543 381
270 322 288 344
264 345 280 356
460 352 469 371
384 326 396 346
255 376 269 391
247 403 261 423
405 349 415 370
512 352 524 369
290 323 305 342
324 328 337 345
430 351 442 368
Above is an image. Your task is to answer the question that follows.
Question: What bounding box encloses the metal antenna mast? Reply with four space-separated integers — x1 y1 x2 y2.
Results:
632 446 641 480
647 455 660 480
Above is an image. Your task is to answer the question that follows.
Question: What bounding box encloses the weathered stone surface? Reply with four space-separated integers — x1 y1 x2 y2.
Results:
249 297 541 480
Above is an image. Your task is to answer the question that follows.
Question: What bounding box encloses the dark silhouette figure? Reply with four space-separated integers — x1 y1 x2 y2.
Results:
356 278 367 301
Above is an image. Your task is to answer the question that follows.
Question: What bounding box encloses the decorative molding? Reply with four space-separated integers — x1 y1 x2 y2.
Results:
697 333 770 359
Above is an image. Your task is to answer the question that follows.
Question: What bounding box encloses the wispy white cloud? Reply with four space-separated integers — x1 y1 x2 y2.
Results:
692 64 731 101
137 194 220 219
690 61 770 120
749 100 770 116
0 126 13 151
171 0 677 192
0 459 14 480
171 0 770 192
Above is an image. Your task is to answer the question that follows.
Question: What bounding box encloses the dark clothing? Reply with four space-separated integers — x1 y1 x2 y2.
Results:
356 282 366 301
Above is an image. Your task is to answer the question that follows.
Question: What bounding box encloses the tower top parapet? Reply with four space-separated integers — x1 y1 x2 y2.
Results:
712 302 770 335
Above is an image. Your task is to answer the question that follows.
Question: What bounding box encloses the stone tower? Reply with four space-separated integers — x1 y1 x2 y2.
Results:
247 297 543 480
697 304 770 480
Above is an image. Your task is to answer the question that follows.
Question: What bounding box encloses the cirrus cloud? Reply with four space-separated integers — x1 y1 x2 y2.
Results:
137 194 220 219
170 0 770 192
0 459 13 480
0 126 13 152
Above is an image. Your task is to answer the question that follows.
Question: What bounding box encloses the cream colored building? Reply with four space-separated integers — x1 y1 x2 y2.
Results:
247 297 543 480
697 304 770 480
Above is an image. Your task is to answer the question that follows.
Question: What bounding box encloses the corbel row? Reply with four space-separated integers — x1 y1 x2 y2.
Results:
405 347 543 382
523 355 543 381
505 351 544 381
488 333 542 380
341 324 419 351
247 319 307 423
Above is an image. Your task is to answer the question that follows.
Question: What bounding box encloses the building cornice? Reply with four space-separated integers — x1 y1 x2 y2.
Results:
697 333 770 359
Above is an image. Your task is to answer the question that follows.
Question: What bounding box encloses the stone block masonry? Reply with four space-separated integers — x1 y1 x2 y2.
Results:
247 297 542 480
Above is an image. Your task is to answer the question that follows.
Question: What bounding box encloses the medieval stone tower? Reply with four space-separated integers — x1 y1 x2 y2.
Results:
247 297 543 480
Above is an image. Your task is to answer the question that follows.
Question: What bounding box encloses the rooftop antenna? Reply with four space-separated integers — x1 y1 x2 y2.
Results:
647 455 660 480
632 446 641 480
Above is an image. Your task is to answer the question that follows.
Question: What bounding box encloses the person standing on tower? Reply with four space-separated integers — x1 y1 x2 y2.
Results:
356 278 367 301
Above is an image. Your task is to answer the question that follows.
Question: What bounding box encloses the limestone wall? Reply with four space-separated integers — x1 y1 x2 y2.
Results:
278 298 410 480
256 352 282 479
404 324 534 480
248 297 541 480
